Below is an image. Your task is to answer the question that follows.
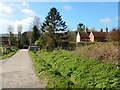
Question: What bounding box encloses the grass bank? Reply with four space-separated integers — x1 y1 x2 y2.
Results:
29 49 120 88
75 43 119 65
0 48 18 60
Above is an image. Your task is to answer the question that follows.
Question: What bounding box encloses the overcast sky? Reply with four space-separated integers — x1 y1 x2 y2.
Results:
0 2 119 34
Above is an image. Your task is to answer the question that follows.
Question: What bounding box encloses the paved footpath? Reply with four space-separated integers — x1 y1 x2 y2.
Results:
0 49 46 88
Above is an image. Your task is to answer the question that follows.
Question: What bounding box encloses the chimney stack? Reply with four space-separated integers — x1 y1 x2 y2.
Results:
84 27 88 32
106 27 108 33
100 28 103 32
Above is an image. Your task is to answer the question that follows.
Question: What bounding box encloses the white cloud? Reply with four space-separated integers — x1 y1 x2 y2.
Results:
7 2 36 17
63 5 72 10
0 3 13 19
0 18 14 33
0 3 13 14
22 9 33 13
22 2 29 7
14 17 33 32
22 9 35 16
99 18 112 24
0 2 37 33
0 18 13 26
0 17 33 33
15 17 33 26
0 13 5 17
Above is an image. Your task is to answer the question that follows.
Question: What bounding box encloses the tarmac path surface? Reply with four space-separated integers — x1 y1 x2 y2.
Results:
0 49 46 88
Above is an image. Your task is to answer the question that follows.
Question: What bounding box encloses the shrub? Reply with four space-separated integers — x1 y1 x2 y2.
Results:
68 42 76 50
46 36 56 51
74 43 119 65
108 28 120 42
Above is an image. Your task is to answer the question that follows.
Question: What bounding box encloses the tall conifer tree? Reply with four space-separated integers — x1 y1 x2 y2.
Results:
41 7 68 50
31 25 40 44
41 7 67 33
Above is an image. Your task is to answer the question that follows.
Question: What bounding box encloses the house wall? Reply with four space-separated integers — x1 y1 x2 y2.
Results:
81 38 90 42
94 37 106 42
89 32 94 42
76 32 80 42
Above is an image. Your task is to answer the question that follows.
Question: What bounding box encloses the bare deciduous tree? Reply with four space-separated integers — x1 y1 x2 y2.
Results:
7 25 14 48
29 16 41 31
7 25 14 33
17 24 22 34
17 24 23 48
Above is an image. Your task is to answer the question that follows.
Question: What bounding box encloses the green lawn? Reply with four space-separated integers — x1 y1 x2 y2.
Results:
29 50 120 88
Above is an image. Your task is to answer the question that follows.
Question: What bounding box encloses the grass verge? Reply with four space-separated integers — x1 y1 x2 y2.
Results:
0 49 18 60
29 50 120 88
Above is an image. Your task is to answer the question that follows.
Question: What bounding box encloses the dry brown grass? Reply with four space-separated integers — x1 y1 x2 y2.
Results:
74 43 120 65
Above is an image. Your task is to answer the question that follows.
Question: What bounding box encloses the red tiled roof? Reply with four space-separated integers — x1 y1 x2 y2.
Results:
79 32 90 39
92 32 107 38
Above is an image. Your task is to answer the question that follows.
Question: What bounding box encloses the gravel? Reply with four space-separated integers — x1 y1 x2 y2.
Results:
1 49 47 88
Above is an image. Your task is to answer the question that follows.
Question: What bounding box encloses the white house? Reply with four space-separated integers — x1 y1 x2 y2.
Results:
76 32 90 42
76 32 80 42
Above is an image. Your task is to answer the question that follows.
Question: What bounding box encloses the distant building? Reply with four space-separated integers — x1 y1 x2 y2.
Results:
76 27 108 42
0 34 9 46
76 32 90 42
0 34 18 46
26 31 32 39
89 32 107 42
76 27 90 42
